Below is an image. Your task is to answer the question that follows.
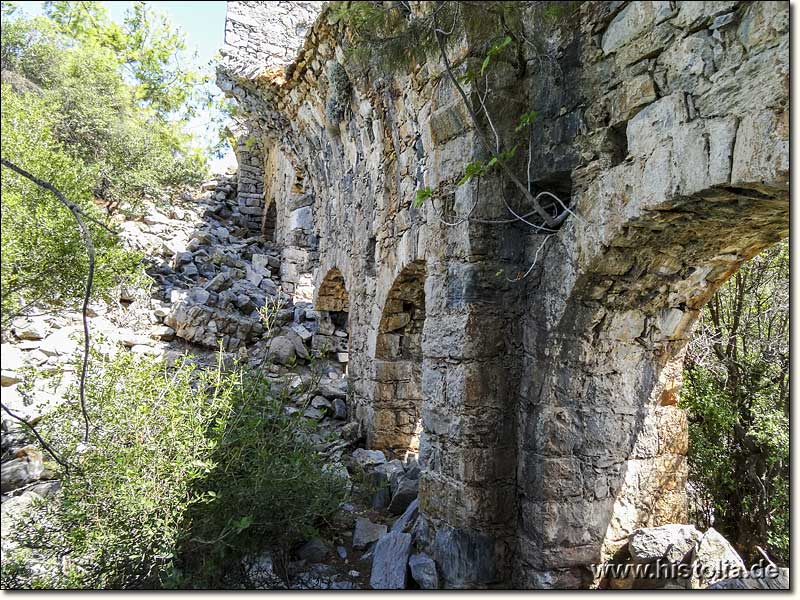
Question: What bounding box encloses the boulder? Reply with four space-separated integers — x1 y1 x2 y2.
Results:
311 396 332 412
297 538 330 563
387 477 419 515
206 272 232 292
150 325 176 341
1 344 26 371
268 336 296 366
38 327 81 357
242 552 283 589
26 480 62 498
1 451 44 493
708 567 789 590
353 517 387 550
252 254 271 274
332 398 347 420
409 552 439 589
370 531 412 589
0 491 39 540
629 524 702 563
12 319 47 340
286 329 310 361
317 380 347 399
291 323 313 342
391 498 419 534
690 528 747 588
351 448 386 468
1 370 23 387
303 406 325 420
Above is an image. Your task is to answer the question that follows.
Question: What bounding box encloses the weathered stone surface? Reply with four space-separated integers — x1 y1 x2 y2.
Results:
433 525 496 588
296 538 329 563
409 552 439 590
629 524 701 563
351 448 386 468
708 568 789 590
268 336 296 365
242 552 283 589
690 528 747 588
352 517 387 550
12 319 47 340
387 477 418 516
369 531 412 589
391 497 419 534
1 451 44 493
218 0 788 589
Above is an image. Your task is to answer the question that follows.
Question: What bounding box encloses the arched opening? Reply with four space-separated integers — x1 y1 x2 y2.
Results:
313 268 350 364
263 200 277 243
372 261 426 454
515 184 788 589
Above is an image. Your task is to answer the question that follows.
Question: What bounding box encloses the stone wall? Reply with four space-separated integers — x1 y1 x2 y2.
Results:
217 0 789 589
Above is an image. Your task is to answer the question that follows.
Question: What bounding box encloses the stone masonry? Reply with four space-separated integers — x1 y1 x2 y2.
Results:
217 1 789 589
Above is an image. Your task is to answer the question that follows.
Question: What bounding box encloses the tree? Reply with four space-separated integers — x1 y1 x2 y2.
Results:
681 241 789 564
0 1 208 321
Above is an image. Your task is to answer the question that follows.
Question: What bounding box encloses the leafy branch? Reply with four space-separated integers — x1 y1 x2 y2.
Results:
1 157 99 445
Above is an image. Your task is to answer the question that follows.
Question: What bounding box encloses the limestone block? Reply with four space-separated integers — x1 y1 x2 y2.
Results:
731 111 789 189
602 2 673 54
673 1 739 30
690 528 747 588
352 517 387 550
370 531 412 589
627 94 688 158
409 553 439 589
629 524 701 563
289 206 314 231
433 524 496 588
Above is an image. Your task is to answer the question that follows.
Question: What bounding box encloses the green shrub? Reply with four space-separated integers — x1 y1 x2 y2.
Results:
681 241 789 564
174 368 349 588
1 353 348 589
1 353 219 589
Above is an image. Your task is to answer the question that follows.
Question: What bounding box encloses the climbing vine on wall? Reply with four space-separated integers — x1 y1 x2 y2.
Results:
330 1 581 254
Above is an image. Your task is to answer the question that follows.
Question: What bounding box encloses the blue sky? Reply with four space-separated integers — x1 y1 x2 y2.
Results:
15 1 236 171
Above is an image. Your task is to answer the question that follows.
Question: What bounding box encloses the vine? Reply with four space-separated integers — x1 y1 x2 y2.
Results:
331 1 582 277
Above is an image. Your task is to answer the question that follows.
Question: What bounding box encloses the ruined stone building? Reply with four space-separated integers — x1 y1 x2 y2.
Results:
216 1 788 588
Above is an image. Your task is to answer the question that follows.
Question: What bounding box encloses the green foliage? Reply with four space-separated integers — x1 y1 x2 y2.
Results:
480 35 512 75
44 0 204 118
0 85 145 322
0 353 348 589
1 2 208 320
516 110 539 131
0 352 220 589
175 369 348 588
681 241 789 564
414 186 434 208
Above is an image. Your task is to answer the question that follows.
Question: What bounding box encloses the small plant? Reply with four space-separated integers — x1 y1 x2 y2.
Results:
324 61 352 127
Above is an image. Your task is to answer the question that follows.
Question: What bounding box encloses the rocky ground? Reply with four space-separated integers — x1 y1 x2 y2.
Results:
0 173 427 590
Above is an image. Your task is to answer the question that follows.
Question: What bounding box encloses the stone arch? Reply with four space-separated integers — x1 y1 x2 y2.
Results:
371 260 426 453
313 267 350 363
515 97 789 588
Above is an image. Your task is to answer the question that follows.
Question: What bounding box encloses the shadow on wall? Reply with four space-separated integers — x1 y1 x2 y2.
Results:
313 268 351 365
515 182 789 588
371 261 426 455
